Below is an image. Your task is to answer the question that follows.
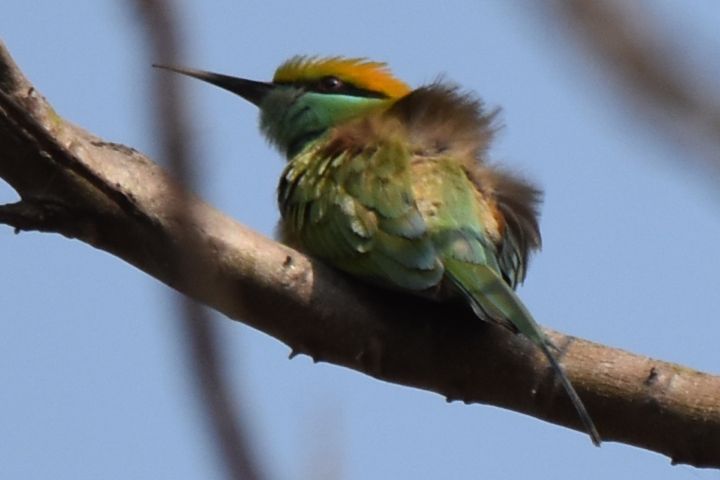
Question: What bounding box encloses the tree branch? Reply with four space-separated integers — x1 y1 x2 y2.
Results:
1 41 718 468
548 0 720 177
131 1 266 478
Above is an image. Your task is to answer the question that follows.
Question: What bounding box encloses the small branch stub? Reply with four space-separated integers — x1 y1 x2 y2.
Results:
0 41 719 468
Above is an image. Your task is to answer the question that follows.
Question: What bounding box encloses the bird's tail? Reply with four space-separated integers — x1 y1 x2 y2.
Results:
443 258 601 446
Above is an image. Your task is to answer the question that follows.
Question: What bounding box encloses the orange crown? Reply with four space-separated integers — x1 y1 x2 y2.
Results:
273 56 411 99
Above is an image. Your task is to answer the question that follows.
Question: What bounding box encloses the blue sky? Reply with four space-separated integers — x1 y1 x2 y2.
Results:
2 1 719 479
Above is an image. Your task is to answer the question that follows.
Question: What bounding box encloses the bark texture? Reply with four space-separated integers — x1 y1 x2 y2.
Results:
1 41 718 468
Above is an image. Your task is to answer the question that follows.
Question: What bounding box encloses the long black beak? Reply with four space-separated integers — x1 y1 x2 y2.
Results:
153 64 274 106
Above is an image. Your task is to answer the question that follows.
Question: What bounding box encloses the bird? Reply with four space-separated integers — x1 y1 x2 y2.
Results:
155 56 601 446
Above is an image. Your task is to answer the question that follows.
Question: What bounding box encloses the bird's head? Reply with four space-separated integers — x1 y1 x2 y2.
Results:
156 56 411 157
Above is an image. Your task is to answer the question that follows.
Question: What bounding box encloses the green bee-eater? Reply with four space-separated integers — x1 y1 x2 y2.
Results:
157 56 601 445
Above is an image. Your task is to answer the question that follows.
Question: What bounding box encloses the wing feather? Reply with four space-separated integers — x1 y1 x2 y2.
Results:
278 130 444 291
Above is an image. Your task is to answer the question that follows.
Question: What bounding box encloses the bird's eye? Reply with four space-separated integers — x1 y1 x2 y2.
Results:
318 76 344 92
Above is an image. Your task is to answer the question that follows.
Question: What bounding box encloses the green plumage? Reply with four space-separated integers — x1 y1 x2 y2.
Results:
275 84 600 446
279 130 443 290
157 59 600 445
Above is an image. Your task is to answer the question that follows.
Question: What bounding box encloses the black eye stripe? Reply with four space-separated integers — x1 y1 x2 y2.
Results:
318 76 343 91
274 79 388 99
